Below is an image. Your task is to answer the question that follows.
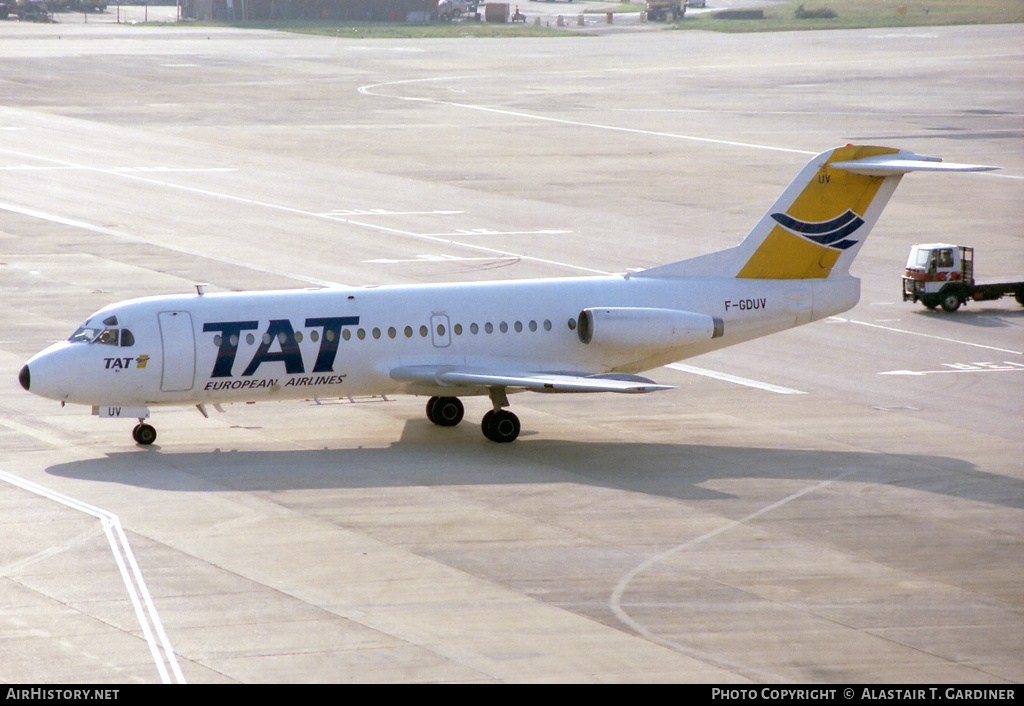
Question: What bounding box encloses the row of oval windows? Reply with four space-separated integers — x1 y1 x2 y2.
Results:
212 318 563 347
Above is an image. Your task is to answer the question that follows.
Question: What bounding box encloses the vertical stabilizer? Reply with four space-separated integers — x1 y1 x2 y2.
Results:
635 146 996 281
734 145 901 279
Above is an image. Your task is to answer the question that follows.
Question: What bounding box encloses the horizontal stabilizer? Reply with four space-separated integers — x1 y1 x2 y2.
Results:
830 153 999 176
391 365 672 394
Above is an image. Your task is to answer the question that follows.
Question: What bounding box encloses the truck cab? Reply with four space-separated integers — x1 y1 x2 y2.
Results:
902 243 974 311
903 243 1024 312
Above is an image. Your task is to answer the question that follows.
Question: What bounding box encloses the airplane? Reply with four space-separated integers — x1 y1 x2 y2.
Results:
18 145 996 445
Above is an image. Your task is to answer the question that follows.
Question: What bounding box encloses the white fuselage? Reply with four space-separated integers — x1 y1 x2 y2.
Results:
24 273 859 409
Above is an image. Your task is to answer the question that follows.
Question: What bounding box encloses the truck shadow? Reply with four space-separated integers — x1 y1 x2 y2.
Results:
915 305 1024 329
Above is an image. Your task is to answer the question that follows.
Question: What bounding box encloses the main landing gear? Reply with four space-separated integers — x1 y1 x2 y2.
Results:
481 409 520 443
425 396 464 427
425 390 521 443
132 421 157 445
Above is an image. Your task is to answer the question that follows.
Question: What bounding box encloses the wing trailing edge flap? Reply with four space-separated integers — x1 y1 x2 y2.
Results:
390 365 673 394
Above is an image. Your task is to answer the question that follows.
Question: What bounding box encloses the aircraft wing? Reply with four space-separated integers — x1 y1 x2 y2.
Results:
390 365 672 394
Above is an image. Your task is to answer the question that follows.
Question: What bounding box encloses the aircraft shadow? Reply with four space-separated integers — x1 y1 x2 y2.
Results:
46 422 1024 511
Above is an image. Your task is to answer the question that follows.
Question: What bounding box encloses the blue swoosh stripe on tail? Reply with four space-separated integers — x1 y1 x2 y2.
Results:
770 209 866 248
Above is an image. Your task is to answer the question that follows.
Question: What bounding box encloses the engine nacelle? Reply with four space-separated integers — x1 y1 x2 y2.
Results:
577 307 723 349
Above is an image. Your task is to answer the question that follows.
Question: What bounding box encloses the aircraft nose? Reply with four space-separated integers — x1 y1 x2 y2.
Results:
19 364 30 391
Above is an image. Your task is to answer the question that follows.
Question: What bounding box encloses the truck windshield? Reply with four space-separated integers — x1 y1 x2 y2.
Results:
907 248 932 269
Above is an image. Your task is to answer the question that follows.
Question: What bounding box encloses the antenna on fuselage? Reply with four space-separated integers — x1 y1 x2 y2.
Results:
195 283 208 297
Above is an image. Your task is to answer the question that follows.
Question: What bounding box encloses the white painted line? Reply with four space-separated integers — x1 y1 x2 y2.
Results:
667 363 806 395
831 317 1024 356
428 229 572 236
0 200 346 289
0 165 78 171
0 469 186 684
109 167 237 173
609 468 855 681
357 76 1021 182
322 209 464 216
880 361 1024 376
1 166 236 173
0 146 613 277
364 255 519 264
358 77 815 157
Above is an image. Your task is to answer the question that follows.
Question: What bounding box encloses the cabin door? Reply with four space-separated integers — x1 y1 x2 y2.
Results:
158 311 196 392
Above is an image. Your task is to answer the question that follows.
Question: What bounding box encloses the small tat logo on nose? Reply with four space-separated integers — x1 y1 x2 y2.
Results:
136 355 150 369
770 209 865 250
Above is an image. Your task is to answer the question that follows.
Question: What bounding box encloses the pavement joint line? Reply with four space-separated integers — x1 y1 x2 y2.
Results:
0 469 186 684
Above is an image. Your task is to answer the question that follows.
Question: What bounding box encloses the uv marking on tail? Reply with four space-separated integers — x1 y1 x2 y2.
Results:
634 145 996 282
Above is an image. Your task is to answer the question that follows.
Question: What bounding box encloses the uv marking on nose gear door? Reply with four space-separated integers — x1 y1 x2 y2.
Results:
159 311 196 392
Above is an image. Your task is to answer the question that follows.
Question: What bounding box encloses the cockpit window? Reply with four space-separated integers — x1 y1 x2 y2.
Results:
69 320 103 343
96 329 119 346
68 315 132 346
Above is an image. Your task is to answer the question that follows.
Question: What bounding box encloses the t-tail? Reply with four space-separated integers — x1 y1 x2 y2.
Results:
637 145 997 281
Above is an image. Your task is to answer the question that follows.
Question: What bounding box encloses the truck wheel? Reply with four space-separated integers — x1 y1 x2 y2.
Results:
940 293 961 312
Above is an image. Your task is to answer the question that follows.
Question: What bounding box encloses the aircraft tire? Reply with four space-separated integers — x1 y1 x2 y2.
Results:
132 423 157 446
427 396 464 427
482 409 520 443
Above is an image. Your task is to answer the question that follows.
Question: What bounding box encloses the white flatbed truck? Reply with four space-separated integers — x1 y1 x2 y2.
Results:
902 243 1024 312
